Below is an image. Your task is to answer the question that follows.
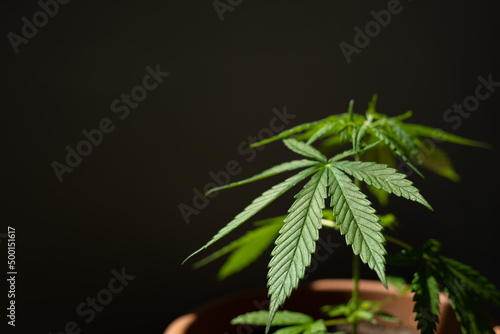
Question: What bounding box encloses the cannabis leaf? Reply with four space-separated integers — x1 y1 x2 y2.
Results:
232 311 327 334
251 116 335 148
439 270 494 334
439 256 500 308
193 217 283 279
368 126 423 178
362 145 395 206
267 168 328 332
283 139 327 162
400 123 491 148
231 310 314 326
332 161 432 210
408 240 499 333
387 119 422 163
418 145 461 182
327 165 387 286
412 262 441 334
205 160 321 196
274 320 327 334
352 119 370 154
183 166 319 264
306 122 337 145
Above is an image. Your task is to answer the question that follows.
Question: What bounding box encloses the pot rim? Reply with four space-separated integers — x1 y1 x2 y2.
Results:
164 279 443 334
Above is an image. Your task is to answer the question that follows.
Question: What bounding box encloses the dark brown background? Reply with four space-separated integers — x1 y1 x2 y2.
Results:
2 0 499 333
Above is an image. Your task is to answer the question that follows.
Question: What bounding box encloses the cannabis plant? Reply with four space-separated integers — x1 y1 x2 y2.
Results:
184 96 499 334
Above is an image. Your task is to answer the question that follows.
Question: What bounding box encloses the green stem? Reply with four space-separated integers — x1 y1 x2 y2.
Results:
384 234 413 250
352 254 360 334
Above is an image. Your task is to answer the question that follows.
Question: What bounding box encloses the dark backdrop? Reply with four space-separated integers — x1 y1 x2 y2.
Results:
2 0 499 333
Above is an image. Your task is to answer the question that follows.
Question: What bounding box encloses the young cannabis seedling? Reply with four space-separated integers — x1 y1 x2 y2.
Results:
184 96 499 334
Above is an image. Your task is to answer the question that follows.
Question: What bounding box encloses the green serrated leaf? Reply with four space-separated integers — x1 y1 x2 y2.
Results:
306 123 337 145
327 166 387 287
304 320 327 334
418 144 461 182
363 145 396 206
283 139 327 162
439 270 495 334
183 167 319 264
352 120 369 154
391 110 413 122
193 220 282 279
328 140 383 163
368 126 424 178
274 325 308 334
205 159 320 196
267 168 329 332
387 120 422 163
251 116 334 148
193 216 286 270
400 123 491 149
439 256 500 308
411 262 441 334
232 310 314 326
332 161 432 210
218 223 281 279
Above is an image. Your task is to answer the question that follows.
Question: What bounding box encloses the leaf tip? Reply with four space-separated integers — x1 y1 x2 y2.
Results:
182 249 202 265
204 187 218 197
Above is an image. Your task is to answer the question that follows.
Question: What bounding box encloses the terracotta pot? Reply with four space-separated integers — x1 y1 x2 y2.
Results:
164 279 465 334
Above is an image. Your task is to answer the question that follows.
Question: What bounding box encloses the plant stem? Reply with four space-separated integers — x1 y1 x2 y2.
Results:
384 234 413 250
352 254 360 334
